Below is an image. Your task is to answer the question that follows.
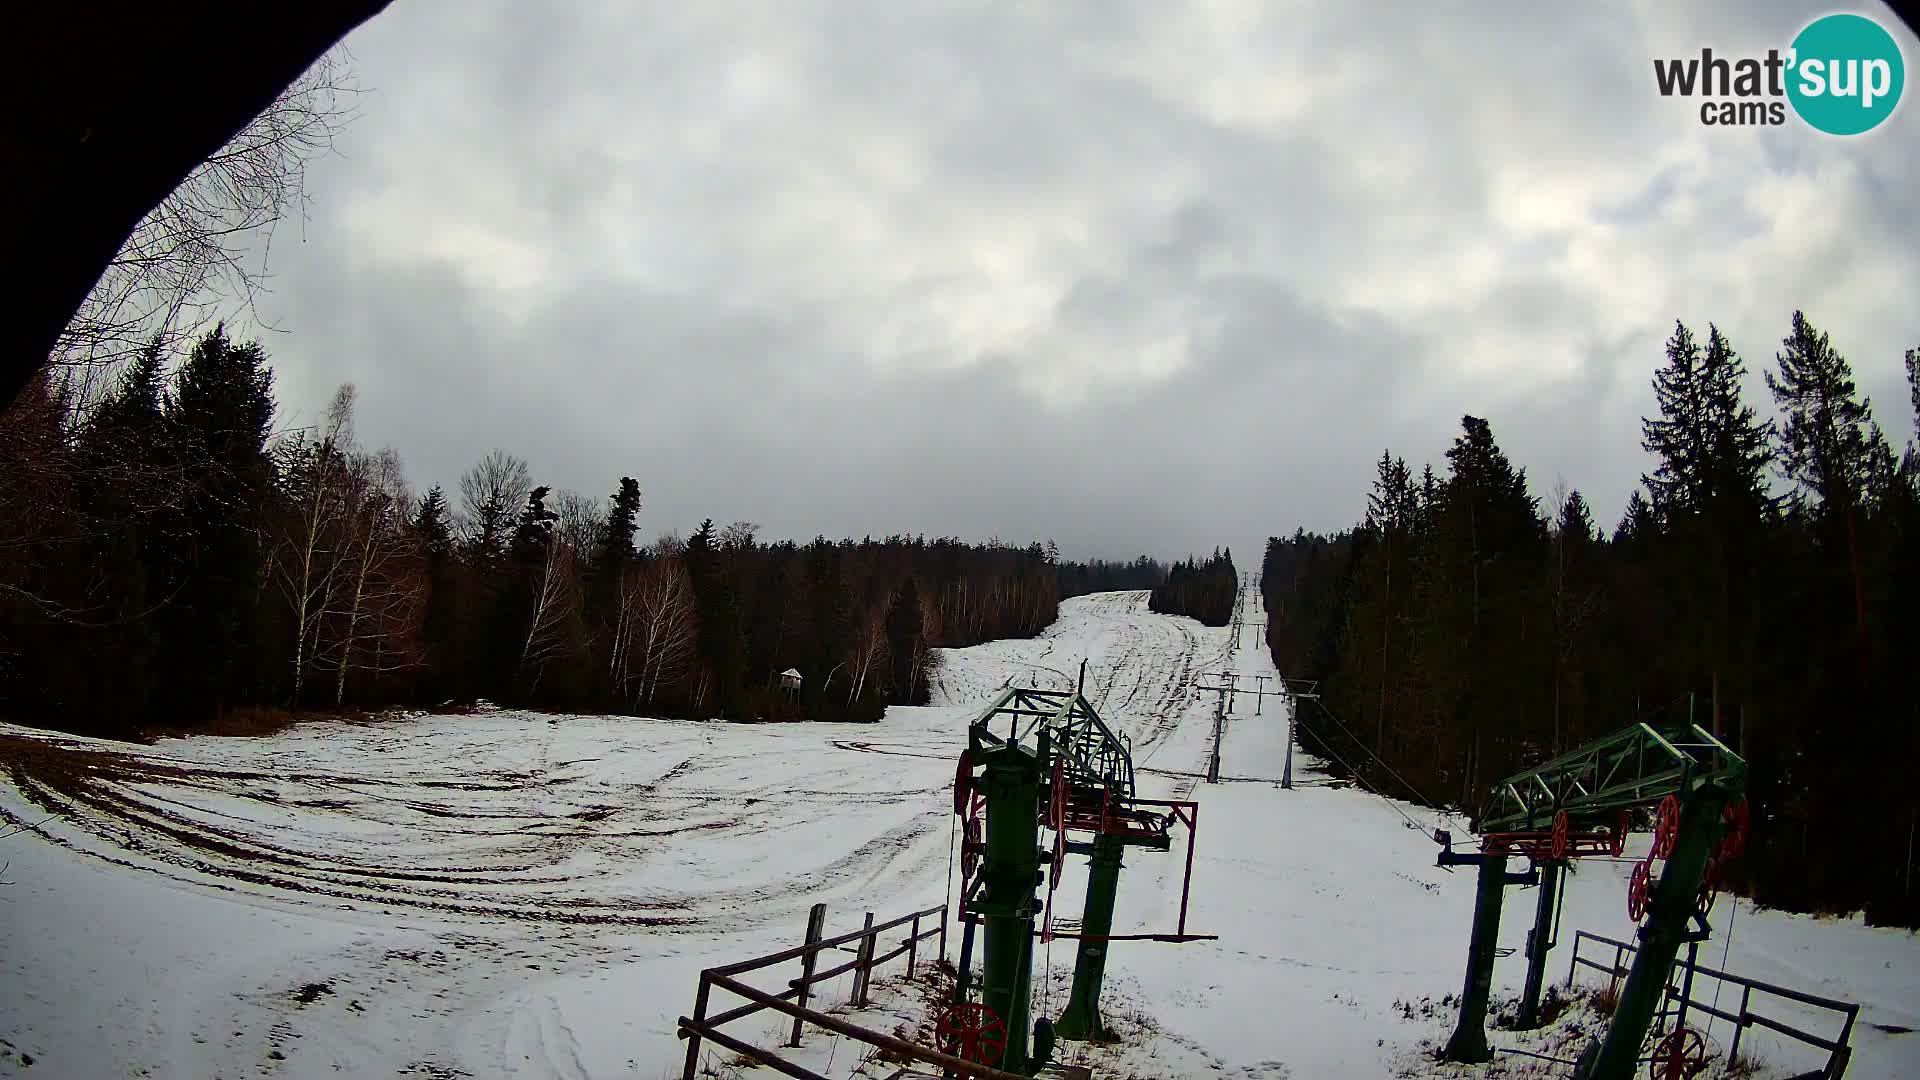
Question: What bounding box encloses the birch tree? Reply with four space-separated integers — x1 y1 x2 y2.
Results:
271 384 354 704
632 554 697 708
326 447 423 704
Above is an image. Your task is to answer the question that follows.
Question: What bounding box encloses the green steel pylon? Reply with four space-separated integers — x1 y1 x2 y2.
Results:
1516 858 1563 1029
1437 720 1744 1075
1576 791 1731 1080
1053 831 1125 1040
972 738 1044 1074
959 684 1201 1074
1441 849 1516 1062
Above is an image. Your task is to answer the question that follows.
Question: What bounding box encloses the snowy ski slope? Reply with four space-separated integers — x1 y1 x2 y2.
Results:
0 590 1913 1079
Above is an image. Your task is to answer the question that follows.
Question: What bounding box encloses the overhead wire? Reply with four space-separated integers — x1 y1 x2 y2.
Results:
1284 705 1432 836
1301 693 1470 838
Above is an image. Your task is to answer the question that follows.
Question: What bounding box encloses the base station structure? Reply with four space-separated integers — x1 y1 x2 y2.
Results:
944 684 1211 1075
1436 717 1749 1080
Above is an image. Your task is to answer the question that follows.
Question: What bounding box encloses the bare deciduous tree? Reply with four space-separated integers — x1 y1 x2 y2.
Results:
847 612 888 705
518 518 581 693
630 554 697 708
720 521 760 551
271 384 355 704
53 53 360 404
458 449 532 559
325 447 423 705
552 489 603 558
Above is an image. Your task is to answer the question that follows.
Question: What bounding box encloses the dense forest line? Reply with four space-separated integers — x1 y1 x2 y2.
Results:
1148 549 1240 626
0 328 1165 734
1263 312 1920 926
1057 556 1168 599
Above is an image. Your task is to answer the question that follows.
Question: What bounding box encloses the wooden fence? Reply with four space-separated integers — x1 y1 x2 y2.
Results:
677 901 1031 1080
1566 929 1859 1079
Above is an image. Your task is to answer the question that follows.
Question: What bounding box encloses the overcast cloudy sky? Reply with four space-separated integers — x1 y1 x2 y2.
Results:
248 1 1920 565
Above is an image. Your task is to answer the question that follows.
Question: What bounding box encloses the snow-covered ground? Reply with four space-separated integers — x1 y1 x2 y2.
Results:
0 589 1914 1079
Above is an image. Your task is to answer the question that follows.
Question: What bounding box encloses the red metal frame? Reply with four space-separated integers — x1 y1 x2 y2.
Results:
964 796 1216 943
1481 827 1623 861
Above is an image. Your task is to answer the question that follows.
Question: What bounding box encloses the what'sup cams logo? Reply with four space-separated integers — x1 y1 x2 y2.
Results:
1654 11 1906 134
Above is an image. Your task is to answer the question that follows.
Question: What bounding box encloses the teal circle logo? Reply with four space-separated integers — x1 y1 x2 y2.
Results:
1787 13 1905 135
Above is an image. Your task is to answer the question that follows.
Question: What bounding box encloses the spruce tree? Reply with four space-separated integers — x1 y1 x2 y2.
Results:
1642 322 1775 730
1905 347 1919 475
1699 325 1776 517
594 478 642 578
1431 415 1545 798
1767 311 1892 513
69 344 172 723
1767 311 1891 671
413 485 460 699
885 576 925 704
801 537 849 714
1642 321 1707 520
585 477 642 697
1614 490 1655 544
152 325 277 720
414 486 453 560
686 519 745 717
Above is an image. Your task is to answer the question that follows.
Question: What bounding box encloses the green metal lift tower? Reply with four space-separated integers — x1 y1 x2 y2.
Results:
1435 719 1748 1080
946 684 1210 1075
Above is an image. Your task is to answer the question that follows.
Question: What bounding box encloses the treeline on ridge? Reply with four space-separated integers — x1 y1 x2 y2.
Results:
0 327 1172 735
1148 548 1239 626
1263 312 1920 926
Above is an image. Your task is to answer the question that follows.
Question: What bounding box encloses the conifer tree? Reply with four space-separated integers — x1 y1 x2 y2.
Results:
1767 312 1892 671
1642 321 1707 520
885 575 925 704
152 325 277 719
584 477 643 696
686 519 745 717
1904 347 1920 476
412 485 461 699
1614 490 1655 544
414 486 453 560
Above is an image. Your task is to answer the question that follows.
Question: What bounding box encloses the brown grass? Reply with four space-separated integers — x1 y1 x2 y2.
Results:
138 703 383 742
1589 983 1621 1018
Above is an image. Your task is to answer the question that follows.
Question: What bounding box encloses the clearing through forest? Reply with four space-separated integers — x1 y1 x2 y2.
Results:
0 590 1914 1079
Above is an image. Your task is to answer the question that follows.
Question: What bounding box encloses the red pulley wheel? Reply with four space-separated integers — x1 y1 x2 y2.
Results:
1551 810 1571 860
1697 848 1723 915
1721 798 1750 860
953 749 973 816
1653 795 1681 860
1611 809 1630 858
1647 1026 1707 1080
936 1001 1008 1066
1049 756 1068 831
961 817 983 879
1628 858 1653 923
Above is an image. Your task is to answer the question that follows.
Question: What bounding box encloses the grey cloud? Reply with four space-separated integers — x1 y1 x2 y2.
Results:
246 0 1920 568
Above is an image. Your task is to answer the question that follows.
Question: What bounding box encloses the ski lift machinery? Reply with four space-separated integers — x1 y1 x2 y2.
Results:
944 678 1213 1076
1434 718 1749 1080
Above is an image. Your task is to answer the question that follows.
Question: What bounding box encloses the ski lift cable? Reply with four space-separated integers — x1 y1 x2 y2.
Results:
944 807 957 931
1304 695 1468 838
1289 710 1431 837
1709 895 1740 1024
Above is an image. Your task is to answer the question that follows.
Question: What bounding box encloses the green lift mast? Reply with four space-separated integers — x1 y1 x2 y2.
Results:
1436 719 1748 1080
949 684 1209 1075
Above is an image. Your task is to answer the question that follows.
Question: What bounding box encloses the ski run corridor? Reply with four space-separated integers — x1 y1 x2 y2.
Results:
1 590 1915 1079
